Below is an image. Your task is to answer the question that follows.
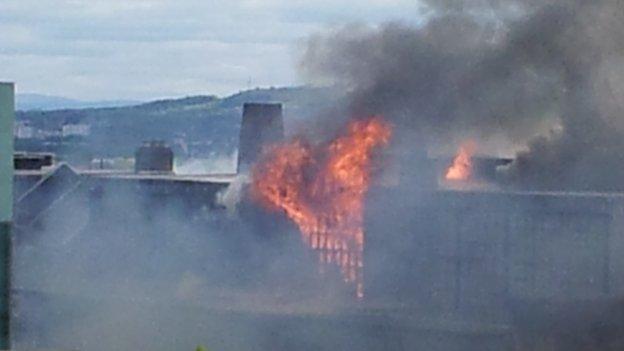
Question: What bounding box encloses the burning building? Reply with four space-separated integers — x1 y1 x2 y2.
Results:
11 97 624 350
4 65 624 351
251 116 391 298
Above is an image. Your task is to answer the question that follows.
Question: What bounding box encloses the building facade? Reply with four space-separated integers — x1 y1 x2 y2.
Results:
0 82 14 349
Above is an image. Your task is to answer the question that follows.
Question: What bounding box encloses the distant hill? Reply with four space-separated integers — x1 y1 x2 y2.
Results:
17 93 141 111
15 86 341 162
17 86 340 126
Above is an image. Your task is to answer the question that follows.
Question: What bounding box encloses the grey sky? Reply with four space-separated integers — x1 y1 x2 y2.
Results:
0 0 424 100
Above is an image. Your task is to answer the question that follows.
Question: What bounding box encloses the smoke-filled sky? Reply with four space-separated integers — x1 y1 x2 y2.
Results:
300 0 624 191
0 0 424 100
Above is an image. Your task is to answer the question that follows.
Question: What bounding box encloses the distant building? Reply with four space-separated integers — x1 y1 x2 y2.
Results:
36 128 62 139
14 120 35 139
61 122 90 137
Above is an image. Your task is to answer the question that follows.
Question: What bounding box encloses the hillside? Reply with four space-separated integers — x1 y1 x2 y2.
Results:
15 86 341 163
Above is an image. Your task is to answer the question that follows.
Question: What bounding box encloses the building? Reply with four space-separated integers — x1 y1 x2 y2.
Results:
11 100 624 350
14 120 35 139
14 152 54 171
0 82 13 349
61 122 90 138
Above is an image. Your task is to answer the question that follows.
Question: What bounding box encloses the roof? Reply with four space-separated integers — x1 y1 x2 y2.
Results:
79 170 237 184
16 168 238 184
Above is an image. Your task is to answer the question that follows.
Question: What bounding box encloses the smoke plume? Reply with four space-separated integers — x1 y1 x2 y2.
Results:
300 0 624 191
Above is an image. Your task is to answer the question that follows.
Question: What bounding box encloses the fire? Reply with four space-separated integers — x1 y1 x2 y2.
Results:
251 116 392 298
445 142 475 181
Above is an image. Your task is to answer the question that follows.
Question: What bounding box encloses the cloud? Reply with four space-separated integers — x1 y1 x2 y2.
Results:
0 0 424 100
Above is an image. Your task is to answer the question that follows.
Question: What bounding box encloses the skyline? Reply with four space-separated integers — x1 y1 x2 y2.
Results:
0 0 424 101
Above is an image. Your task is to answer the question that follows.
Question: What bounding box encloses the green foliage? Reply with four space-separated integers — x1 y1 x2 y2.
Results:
195 345 207 351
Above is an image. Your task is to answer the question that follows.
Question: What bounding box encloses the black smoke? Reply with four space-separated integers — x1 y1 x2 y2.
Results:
300 0 624 191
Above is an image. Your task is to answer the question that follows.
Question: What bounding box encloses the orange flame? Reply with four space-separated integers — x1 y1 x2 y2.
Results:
445 142 475 181
251 116 392 298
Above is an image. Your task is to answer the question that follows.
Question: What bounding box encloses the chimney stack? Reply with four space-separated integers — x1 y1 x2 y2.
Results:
135 141 174 173
237 103 284 173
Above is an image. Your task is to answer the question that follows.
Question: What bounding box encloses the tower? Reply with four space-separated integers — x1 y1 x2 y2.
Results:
237 103 284 173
